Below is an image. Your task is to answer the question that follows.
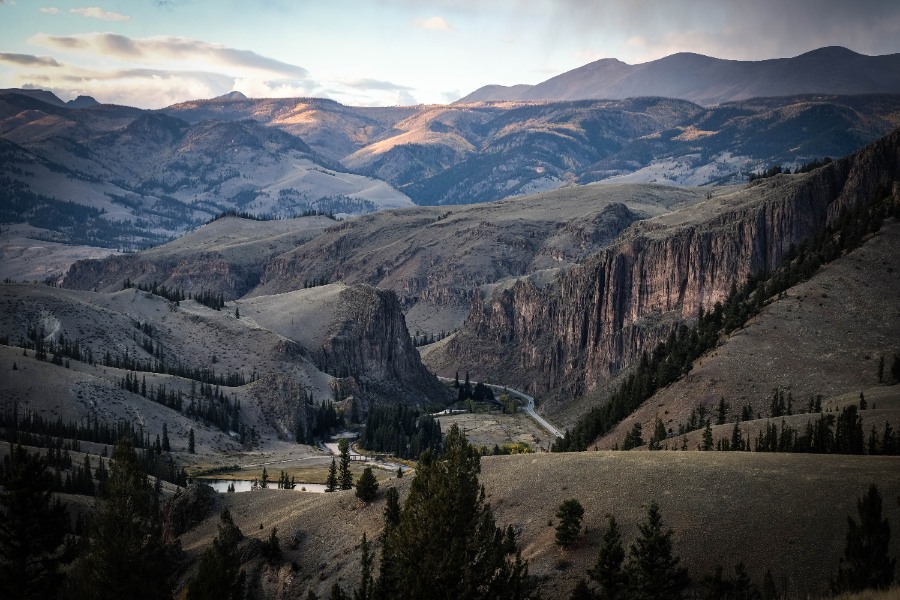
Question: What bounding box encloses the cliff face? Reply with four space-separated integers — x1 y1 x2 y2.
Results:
318 285 448 405
439 128 900 400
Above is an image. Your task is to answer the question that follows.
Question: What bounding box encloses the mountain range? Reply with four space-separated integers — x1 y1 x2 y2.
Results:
458 46 900 105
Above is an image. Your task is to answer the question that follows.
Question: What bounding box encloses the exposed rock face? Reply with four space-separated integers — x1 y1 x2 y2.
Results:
437 128 900 401
318 285 448 405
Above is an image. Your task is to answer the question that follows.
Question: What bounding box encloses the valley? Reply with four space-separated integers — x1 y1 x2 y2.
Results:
2 39 900 600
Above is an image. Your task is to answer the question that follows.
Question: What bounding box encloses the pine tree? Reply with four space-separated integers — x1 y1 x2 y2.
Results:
188 428 196 454
261 527 281 564
555 499 585 548
376 424 533 599
355 533 373 600
626 501 690 600
161 422 170 452
569 579 593 600
356 467 379 503
832 484 896 592
588 515 626 600
326 458 338 492
69 438 172 600
702 420 714 451
0 445 70 600
339 439 353 490
187 508 246 600
374 487 402 600
261 467 269 489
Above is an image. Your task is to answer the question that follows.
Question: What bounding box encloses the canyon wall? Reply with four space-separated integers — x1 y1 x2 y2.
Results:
436 128 900 400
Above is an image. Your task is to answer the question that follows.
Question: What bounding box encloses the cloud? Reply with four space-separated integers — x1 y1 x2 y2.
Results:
0 52 62 67
39 7 58 14
70 6 130 21
414 16 452 31
341 77 414 92
29 33 310 78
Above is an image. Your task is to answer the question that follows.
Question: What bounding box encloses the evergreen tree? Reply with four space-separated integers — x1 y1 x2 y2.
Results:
377 424 533 599
569 579 593 600
188 428 196 454
832 484 896 592
69 438 172 600
373 487 402 600
626 501 690 600
623 423 644 450
761 569 779 600
355 533 373 600
339 439 353 490
588 515 626 600
261 527 281 564
0 445 70 600
702 420 714 451
261 467 269 489
326 458 338 492
187 508 246 600
555 499 585 548
356 467 379 503
716 397 730 425
161 422 170 452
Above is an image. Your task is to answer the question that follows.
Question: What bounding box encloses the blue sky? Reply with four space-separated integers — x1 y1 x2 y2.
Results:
1 0 899 108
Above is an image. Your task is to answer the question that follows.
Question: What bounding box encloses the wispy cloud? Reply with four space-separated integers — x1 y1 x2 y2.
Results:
29 33 309 78
0 52 61 67
414 16 452 31
341 77 414 92
70 6 130 21
39 7 58 14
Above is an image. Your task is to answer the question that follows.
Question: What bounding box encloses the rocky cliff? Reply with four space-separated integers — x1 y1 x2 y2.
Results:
317 285 448 406
433 128 900 402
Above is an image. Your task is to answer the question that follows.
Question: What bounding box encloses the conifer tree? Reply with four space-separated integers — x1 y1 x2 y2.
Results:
70 438 172 600
355 533 373 600
326 458 338 492
356 467 379 503
588 515 626 600
0 445 70 600
187 508 246 600
555 499 585 548
261 467 269 489
188 428 196 454
339 439 353 490
702 420 714 451
626 501 690 600
832 484 896 592
161 422 170 452
376 424 533 599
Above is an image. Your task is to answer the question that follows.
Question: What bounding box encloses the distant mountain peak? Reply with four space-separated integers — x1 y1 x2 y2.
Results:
67 95 99 108
214 91 248 101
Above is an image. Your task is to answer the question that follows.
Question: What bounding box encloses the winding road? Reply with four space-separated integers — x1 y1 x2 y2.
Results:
436 376 563 439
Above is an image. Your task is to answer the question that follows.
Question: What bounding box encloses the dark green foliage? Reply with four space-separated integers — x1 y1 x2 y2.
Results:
189 428 196 454
0 445 70 600
588 516 626 600
261 467 269 489
69 438 172 600
555 499 585 548
338 439 353 490
360 403 442 459
569 579 593 600
261 527 282 565
702 562 760 600
326 458 338 492
330 583 349 600
648 418 667 450
753 405 868 455
702 421 713 451
375 424 534 599
187 508 246 600
626 501 690 600
355 533 373 600
622 423 643 450
356 467 379 503
832 484 896 593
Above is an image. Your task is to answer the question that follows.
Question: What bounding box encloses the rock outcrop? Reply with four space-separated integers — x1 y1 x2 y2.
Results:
435 128 900 401
162 483 218 542
318 285 448 405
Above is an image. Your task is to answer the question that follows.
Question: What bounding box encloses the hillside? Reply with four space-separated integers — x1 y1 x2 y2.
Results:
458 47 900 106
171 451 900 599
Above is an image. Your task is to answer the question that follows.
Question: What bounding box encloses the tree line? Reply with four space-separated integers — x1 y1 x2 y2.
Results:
359 403 442 460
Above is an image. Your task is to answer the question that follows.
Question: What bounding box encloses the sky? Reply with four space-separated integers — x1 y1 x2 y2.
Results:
1 0 899 109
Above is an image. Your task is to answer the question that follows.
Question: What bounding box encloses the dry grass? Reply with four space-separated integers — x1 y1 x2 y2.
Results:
175 451 900 599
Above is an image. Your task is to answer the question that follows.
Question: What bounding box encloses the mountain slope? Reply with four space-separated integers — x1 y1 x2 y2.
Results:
424 127 900 413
